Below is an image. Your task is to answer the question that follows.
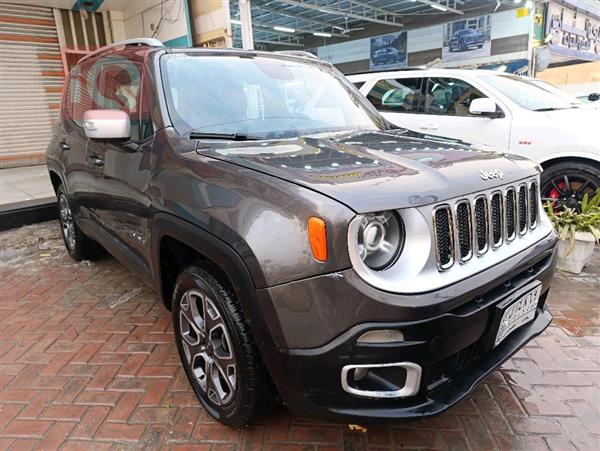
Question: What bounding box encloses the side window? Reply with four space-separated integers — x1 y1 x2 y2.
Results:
366 78 422 113
423 77 485 116
352 81 365 89
95 61 144 141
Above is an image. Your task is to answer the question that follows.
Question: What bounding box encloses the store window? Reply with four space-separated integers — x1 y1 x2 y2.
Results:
423 77 484 116
366 78 422 113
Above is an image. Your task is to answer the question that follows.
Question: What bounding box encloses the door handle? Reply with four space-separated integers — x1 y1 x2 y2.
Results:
419 124 438 131
60 141 70 151
89 156 104 167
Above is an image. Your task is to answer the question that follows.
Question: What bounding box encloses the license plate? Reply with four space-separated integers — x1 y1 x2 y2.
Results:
494 284 542 347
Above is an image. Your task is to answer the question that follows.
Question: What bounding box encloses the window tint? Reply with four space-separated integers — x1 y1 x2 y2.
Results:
423 77 484 116
366 78 422 113
95 61 146 141
66 60 152 140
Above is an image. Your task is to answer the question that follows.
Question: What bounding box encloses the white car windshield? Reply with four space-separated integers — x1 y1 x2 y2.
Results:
483 74 575 111
161 53 384 139
529 79 582 106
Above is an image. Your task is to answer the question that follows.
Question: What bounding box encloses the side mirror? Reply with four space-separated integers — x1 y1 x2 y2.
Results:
469 98 500 117
588 93 599 102
83 110 130 139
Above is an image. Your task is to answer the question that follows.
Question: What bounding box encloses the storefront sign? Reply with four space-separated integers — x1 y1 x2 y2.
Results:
546 0 600 61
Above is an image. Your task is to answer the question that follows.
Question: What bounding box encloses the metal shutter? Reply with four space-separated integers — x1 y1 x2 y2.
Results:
0 2 64 168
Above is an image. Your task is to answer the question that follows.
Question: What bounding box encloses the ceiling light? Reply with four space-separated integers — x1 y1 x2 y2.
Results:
514 0 522 3
525 0 533 7
430 3 448 11
313 31 332 37
230 19 241 25
274 26 295 33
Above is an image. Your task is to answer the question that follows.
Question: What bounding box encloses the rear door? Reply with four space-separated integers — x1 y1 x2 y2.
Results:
419 76 512 148
364 76 425 133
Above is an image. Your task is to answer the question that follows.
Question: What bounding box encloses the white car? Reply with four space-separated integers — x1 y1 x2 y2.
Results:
349 69 600 208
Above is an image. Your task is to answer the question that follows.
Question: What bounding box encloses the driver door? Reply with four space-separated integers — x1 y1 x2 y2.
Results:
84 59 155 282
418 76 512 148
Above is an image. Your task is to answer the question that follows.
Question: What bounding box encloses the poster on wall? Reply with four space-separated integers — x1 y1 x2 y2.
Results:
442 14 491 62
369 31 407 70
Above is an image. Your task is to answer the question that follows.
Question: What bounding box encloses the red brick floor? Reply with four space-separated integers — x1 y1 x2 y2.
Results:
1 221 599 450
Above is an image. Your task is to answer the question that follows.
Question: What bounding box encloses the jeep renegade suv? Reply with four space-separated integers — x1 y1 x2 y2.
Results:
47 39 557 427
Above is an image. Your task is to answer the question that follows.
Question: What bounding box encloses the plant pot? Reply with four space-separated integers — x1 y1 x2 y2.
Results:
556 231 597 274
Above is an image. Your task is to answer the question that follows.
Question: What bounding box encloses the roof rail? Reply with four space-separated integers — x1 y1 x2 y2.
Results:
78 38 164 64
274 50 319 60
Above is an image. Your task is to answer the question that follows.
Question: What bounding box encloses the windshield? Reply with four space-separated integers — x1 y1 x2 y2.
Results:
483 74 574 111
528 79 582 105
161 54 384 139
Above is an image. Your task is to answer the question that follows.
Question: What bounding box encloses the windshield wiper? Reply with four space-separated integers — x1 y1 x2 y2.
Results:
188 132 258 141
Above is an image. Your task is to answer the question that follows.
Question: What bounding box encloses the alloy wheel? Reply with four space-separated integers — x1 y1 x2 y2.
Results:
178 289 237 406
59 194 76 250
541 174 599 212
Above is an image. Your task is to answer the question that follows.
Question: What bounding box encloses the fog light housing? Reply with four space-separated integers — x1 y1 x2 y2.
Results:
357 329 404 344
341 362 421 398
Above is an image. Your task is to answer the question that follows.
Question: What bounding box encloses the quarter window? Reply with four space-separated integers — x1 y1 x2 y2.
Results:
423 77 484 116
366 78 422 113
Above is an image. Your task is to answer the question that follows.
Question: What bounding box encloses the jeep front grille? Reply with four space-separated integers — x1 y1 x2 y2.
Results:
433 181 540 271
434 206 454 270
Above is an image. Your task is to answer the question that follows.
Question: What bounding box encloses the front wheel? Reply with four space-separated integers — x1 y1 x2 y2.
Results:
172 264 275 427
541 162 600 211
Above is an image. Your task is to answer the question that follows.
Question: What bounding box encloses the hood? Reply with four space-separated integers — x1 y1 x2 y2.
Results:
197 129 539 213
543 108 600 143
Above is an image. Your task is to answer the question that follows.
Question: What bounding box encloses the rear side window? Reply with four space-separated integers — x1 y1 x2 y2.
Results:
366 78 422 113
67 65 98 127
423 77 484 116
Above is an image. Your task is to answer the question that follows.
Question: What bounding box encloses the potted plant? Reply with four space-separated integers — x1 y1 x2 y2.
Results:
546 190 600 274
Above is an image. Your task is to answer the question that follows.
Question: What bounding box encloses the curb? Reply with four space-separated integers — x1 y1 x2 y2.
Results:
0 197 57 232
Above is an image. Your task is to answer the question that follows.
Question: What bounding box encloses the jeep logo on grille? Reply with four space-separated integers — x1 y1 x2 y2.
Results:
480 169 504 180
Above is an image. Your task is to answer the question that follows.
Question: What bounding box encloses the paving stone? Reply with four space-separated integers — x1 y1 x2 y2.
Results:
1 221 599 450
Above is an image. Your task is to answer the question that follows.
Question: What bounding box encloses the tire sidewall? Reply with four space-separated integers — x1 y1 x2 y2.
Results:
171 267 249 425
56 186 81 260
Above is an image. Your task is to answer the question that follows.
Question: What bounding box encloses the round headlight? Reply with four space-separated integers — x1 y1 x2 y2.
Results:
356 211 404 270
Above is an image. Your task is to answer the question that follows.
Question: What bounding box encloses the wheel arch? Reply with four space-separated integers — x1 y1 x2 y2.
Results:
539 155 600 171
48 169 64 194
151 213 266 314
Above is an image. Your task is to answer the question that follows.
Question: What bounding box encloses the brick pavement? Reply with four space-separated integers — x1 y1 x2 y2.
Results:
1 221 599 450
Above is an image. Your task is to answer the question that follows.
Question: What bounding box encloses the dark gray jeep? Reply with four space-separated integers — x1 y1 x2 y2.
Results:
46 39 557 427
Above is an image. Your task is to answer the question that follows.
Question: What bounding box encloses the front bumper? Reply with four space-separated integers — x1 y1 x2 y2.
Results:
255 233 556 423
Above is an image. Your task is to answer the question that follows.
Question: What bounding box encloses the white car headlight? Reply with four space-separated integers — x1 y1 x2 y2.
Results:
354 211 404 270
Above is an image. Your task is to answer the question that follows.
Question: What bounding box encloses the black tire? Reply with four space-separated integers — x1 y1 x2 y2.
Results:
172 264 276 427
541 162 600 211
56 185 104 261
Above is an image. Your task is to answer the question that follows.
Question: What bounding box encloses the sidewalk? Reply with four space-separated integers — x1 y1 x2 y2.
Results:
0 165 55 208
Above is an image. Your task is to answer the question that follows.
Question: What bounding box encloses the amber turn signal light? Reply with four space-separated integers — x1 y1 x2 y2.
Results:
308 217 327 262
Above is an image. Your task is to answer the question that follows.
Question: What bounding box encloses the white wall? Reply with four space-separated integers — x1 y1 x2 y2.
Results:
121 0 190 45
